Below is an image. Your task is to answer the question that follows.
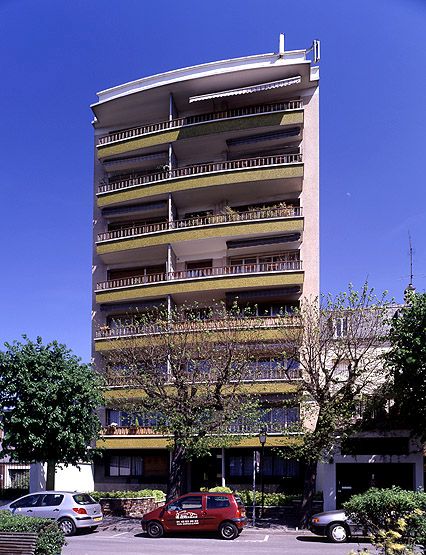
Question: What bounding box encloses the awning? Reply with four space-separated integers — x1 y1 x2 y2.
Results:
189 76 301 103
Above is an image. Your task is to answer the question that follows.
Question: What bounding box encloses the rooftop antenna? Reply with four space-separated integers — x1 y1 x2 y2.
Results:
404 232 416 302
278 33 285 57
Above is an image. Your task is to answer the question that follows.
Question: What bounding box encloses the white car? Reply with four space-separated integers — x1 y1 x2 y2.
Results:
0 491 103 536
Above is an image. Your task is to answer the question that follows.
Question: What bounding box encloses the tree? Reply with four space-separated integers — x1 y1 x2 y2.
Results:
386 292 426 441
101 303 271 500
0 336 103 490
277 284 391 526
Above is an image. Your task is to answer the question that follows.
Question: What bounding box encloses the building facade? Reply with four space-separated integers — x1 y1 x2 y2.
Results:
91 39 320 492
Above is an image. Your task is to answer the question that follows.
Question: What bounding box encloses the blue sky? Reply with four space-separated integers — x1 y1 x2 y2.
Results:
0 0 425 361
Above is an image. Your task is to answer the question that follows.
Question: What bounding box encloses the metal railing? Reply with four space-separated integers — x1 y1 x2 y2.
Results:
96 259 302 292
96 314 300 339
101 419 299 436
97 206 302 243
97 153 303 194
97 100 303 146
228 419 299 434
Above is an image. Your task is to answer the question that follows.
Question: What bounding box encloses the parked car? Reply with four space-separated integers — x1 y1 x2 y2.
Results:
0 491 103 536
141 492 246 540
310 509 366 543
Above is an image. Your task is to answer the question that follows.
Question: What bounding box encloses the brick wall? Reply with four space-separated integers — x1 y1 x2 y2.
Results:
100 497 162 518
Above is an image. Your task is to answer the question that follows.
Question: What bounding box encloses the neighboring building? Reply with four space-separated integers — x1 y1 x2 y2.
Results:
91 36 320 492
0 426 30 496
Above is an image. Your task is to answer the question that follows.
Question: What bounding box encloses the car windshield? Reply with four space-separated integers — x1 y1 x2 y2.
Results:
73 493 96 505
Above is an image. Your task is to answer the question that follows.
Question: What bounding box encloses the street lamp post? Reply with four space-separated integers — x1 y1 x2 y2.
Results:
259 428 267 518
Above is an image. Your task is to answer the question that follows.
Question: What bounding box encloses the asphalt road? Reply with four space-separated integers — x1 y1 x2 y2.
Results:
63 528 371 554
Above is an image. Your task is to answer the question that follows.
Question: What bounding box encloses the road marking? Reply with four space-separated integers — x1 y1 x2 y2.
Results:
237 534 269 543
107 531 129 538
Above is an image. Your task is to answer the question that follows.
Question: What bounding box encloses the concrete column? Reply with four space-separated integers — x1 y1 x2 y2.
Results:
221 448 226 487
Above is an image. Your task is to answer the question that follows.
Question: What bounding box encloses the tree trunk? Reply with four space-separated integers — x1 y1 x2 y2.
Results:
299 460 317 528
46 460 56 490
166 443 185 501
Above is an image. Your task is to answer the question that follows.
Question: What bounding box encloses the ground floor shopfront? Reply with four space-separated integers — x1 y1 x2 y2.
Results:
92 446 304 494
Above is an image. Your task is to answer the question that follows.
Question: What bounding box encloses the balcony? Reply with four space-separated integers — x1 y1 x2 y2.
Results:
96 154 304 207
96 206 303 256
96 314 300 341
95 259 303 306
96 100 303 159
98 206 302 243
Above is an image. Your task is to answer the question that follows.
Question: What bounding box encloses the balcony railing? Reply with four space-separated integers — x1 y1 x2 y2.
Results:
96 314 300 340
102 420 298 436
97 153 303 195
104 364 301 387
96 259 302 292
97 206 303 242
97 100 303 147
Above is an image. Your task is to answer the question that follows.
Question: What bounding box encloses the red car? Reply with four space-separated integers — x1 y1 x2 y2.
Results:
141 492 246 540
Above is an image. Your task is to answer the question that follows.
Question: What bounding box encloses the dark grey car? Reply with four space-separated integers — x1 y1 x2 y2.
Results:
0 491 103 536
310 509 365 543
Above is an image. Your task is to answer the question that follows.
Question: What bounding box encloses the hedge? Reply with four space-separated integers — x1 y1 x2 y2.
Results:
344 487 426 551
90 489 166 502
0 510 65 555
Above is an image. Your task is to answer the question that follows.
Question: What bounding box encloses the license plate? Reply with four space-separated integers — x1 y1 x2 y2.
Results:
93 516 102 522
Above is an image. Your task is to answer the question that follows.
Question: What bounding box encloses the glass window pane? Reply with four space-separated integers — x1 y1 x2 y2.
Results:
120 456 131 476
181 496 202 510
131 457 143 476
109 456 119 476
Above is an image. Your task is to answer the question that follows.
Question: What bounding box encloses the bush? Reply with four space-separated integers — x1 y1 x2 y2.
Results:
208 486 233 493
0 510 65 555
344 487 426 552
236 490 296 506
90 489 166 502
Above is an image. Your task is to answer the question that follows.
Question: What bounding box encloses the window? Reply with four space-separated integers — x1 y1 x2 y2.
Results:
73 494 96 505
107 455 143 477
106 409 160 427
229 455 253 477
39 494 64 507
170 496 202 510
260 406 300 431
334 317 348 338
228 453 299 478
207 496 230 509
10 494 41 509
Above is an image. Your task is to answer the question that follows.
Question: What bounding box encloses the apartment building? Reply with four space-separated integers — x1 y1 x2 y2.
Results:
91 38 320 492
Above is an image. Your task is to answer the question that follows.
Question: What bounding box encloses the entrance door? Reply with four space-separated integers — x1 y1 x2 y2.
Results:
336 463 415 508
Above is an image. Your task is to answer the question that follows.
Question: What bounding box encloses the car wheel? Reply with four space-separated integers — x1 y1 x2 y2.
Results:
146 520 164 538
58 517 77 536
219 521 239 540
89 526 98 532
327 522 349 543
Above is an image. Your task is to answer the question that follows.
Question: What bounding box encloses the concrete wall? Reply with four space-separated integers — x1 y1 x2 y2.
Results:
30 463 95 493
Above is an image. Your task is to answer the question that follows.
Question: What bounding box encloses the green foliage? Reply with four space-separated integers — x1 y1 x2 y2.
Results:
236 490 309 506
90 489 166 502
386 292 426 441
344 487 426 552
208 486 233 493
0 336 103 467
0 510 65 555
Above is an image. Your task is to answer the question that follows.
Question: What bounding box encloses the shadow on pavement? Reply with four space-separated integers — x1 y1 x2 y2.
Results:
296 535 371 544
134 531 224 541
